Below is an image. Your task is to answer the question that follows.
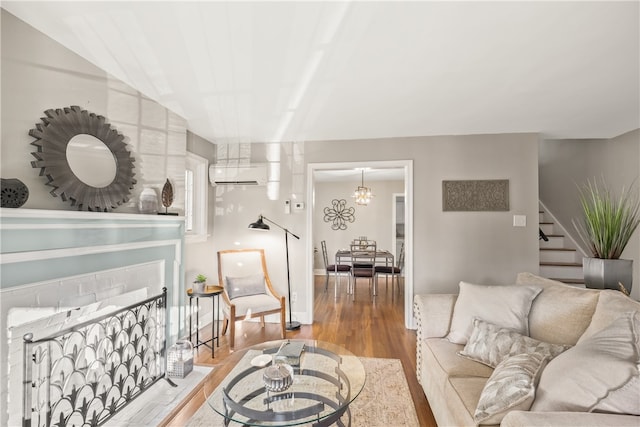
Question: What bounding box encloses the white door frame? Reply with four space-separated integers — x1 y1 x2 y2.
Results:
391 193 405 259
305 160 414 328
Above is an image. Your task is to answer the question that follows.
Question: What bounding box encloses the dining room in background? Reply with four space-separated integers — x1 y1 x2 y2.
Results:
313 172 405 274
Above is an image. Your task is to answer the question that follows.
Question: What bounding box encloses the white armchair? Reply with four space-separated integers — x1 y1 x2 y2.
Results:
217 249 286 349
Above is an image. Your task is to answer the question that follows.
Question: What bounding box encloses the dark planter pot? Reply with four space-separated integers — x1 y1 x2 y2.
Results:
583 257 633 293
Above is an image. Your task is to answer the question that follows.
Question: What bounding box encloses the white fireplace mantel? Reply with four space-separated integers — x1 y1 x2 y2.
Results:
0 207 186 426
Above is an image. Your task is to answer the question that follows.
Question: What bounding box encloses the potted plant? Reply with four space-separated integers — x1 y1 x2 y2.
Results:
193 274 207 293
572 178 640 293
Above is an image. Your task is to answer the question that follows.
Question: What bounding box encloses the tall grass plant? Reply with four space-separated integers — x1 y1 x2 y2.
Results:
572 179 640 259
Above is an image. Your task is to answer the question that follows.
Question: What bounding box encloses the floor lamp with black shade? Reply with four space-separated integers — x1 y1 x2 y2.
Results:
248 214 301 330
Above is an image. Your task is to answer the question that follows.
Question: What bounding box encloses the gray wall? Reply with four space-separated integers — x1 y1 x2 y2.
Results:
306 135 540 294
209 134 541 324
540 129 640 299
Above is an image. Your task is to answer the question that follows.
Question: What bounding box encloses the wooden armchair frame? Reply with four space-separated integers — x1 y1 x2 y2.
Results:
217 248 286 349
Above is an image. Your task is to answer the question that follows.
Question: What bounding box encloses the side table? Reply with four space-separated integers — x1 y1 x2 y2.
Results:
187 285 223 358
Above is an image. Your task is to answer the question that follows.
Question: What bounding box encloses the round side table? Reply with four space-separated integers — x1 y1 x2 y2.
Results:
187 285 223 358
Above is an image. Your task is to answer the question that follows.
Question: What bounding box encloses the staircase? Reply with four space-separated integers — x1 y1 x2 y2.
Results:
538 207 585 286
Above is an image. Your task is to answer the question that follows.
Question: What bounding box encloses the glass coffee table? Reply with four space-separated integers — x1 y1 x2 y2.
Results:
207 340 366 426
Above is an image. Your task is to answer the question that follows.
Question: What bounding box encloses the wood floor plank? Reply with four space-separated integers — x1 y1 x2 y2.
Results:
161 276 436 427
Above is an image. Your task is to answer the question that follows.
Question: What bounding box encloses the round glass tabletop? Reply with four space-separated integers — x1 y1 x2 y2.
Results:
207 340 366 426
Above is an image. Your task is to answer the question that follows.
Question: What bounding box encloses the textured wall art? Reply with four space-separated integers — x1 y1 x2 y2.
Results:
323 199 356 230
442 179 509 211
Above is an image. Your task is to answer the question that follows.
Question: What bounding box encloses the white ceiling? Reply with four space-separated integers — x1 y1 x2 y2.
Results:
3 1 639 144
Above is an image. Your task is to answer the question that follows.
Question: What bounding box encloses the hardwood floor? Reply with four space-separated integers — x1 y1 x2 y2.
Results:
162 275 436 426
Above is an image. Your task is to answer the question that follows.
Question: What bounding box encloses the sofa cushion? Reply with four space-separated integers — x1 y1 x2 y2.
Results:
446 281 541 344
474 352 549 425
460 318 569 368
447 377 492 427
420 338 495 427
425 338 494 378
531 311 640 415
579 289 640 343
516 272 600 345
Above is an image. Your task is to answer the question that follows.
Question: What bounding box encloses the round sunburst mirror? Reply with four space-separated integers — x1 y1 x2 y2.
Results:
30 106 136 211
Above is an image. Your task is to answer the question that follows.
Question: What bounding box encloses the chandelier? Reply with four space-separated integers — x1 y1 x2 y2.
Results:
353 170 373 206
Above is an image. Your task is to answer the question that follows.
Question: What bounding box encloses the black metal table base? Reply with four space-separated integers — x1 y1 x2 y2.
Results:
188 289 221 358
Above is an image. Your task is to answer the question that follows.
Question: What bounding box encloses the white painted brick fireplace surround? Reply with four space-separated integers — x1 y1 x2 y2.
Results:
0 208 185 426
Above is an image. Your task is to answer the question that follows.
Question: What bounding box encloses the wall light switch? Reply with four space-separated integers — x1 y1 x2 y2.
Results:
294 202 305 210
284 200 291 214
513 215 527 227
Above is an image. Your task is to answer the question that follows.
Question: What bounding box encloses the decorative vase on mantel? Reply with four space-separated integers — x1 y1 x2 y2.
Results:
582 257 633 293
138 187 158 214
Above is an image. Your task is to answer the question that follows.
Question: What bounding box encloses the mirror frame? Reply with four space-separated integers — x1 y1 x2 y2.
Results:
30 106 136 211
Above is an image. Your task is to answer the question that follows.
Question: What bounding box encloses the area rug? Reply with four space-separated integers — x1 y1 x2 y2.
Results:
186 357 419 427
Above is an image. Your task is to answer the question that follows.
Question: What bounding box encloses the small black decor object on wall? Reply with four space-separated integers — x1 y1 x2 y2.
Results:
442 179 509 211
29 106 136 212
159 178 178 215
323 199 356 230
0 178 29 208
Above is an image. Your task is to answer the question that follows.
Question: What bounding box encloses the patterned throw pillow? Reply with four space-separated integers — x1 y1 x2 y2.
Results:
474 352 549 425
460 318 569 368
225 274 266 299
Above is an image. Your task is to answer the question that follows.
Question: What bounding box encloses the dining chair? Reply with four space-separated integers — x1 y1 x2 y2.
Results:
320 240 351 292
217 249 286 349
375 242 405 297
349 242 377 300
352 238 377 251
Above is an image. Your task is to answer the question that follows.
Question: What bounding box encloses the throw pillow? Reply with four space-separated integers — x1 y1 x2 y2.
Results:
225 274 266 300
474 352 549 425
446 281 541 345
579 289 640 343
515 272 599 345
531 311 640 415
460 318 569 368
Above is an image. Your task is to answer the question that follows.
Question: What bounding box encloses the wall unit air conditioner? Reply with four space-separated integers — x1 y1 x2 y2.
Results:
209 163 268 186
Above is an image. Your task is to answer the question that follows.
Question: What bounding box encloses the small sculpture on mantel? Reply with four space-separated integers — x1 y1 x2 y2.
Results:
159 178 178 215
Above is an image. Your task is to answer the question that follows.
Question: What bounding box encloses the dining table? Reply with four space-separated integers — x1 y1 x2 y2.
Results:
334 248 395 298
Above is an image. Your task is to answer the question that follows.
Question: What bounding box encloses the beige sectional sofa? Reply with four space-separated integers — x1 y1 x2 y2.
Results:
414 272 640 427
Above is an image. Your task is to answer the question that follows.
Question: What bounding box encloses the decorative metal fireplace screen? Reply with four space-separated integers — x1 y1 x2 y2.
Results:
22 288 168 427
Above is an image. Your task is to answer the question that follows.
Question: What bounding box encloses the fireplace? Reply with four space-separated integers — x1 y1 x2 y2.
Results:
0 208 185 426
22 288 168 426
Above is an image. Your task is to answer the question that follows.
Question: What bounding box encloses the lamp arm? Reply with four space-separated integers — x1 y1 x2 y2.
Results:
260 215 301 240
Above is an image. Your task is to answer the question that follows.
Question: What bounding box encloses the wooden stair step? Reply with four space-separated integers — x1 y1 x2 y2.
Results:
540 247 575 252
540 261 582 267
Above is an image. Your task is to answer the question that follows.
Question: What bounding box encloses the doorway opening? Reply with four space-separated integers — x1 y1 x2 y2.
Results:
305 160 414 328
